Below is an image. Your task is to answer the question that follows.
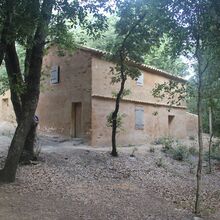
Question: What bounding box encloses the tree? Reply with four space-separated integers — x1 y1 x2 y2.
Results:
107 0 166 156
144 35 189 77
0 0 111 183
151 0 220 215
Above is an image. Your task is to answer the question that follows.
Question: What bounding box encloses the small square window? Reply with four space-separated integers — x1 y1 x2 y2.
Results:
136 72 144 86
135 106 144 129
50 65 60 84
2 98 9 106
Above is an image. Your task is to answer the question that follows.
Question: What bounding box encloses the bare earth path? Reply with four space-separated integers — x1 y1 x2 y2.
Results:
0 128 219 220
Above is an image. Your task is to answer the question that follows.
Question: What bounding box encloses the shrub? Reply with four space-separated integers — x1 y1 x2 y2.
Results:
189 135 195 140
210 142 220 161
130 147 138 157
156 157 164 167
188 146 198 156
149 146 155 153
161 137 174 153
161 143 189 161
171 145 189 161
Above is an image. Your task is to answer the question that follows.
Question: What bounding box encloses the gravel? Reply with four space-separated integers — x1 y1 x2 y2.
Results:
0 124 219 220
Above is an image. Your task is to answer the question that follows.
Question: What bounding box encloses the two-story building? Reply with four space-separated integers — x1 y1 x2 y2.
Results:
0 47 198 146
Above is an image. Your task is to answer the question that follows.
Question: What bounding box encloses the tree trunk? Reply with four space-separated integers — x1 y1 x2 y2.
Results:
0 115 34 183
4 43 23 122
194 53 204 215
0 0 54 183
5 43 37 163
20 119 38 163
208 133 213 174
0 0 17 66
111 75 126 157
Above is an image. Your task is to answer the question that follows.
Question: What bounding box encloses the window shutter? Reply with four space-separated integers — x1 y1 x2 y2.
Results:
136 72 144 86
135 107 144 129
51 65 60 84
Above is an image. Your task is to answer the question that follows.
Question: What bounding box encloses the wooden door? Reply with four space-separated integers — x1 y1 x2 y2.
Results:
71 102 82 138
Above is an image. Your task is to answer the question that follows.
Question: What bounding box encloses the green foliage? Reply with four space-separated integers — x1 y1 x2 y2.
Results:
170 145 189 161
160 137 174 153
106 112 126 131
204 140 220 162
162 142 190 162
159 137 196 161
189 135 196 141
152 80 187 108
156 157 164 167
149 146 155 153
0 65 9 95
144 35 189 76
112 89 131 98
188 146 198 156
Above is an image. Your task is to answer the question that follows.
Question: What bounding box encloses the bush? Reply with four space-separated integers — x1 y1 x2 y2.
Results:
161 143 189 161
171 145 189 161
188 146 198 156
156 157 164 167
210 142 220 161
189 135 195 140
161 137 174 153
149 146 155 153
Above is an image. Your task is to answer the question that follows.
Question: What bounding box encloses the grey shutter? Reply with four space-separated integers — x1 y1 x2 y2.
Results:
136 72 144 86
135 107 144 129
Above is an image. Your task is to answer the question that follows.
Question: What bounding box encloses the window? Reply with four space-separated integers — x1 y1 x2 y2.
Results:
50 65 60 84
2 98 9 112
136 72 144 86
135 106 144 129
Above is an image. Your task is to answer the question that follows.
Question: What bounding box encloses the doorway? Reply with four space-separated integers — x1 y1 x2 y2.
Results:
168 115 175 136
71 102 82 138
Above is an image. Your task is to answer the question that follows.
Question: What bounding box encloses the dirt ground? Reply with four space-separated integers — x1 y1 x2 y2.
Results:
0 122 220 220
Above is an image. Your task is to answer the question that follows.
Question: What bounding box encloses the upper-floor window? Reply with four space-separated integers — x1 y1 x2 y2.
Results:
136 72 144 86
50 65 60 84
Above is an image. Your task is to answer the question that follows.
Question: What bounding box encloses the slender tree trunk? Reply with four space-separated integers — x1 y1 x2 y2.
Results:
195 53 204 215
208 133 213 174
111 49 127 157
111 76 126 156
208 107 213 173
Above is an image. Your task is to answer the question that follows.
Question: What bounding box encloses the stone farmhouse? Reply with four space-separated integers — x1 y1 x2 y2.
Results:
0 47 197 147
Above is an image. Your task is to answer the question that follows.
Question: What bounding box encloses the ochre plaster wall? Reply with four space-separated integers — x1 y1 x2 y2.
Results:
91 97 187 147
0 49 197 148
37 49 92 140
90 56 189 146
186 112 198 136
91 57 186 107
0 91 15 123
